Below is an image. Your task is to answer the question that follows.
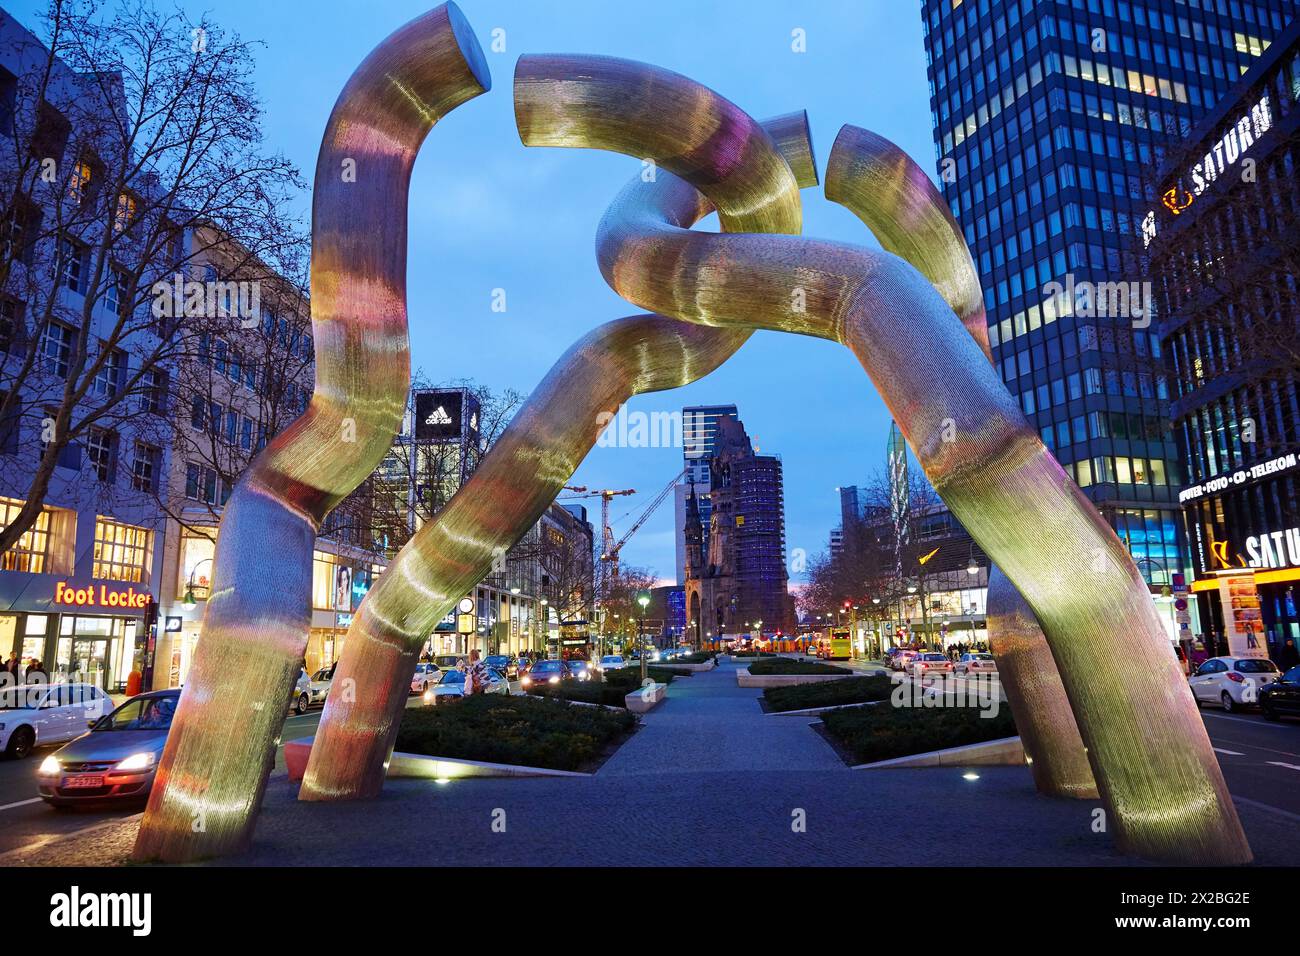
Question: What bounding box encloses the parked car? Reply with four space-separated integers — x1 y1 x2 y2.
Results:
1259 665 1300 721
910 653 954 678
885 647 919 671
409 662 441 694
1189 656 1282 712
484 655 519 680
597 655 626 673
521 659 571 688
566 659 593 681
422 667 510 705
291 664 336 715
955 652 997 676
36 690 179 807
0 682 111 759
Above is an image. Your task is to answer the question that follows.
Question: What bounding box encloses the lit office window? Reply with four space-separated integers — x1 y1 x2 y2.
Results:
0 495 51 572
92 517 152 583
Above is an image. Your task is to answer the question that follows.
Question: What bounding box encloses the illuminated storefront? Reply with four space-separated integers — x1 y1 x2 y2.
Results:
0 504 159 692
1148 21 1300 665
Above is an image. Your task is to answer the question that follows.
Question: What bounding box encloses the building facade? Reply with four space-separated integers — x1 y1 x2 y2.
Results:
0 12 171 691
920 0 1297 610
1146 18 1300 661
683 416 795 641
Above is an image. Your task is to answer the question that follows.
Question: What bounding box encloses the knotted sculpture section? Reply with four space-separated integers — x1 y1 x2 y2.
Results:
134 3 1251 867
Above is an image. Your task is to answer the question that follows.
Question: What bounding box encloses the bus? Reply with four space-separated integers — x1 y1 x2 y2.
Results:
813 627 852 661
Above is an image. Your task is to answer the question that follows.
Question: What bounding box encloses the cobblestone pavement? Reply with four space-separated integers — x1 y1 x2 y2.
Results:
5 659 1299 866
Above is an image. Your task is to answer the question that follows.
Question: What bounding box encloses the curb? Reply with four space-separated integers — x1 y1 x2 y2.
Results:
284 737 592 780
852 735 1025 770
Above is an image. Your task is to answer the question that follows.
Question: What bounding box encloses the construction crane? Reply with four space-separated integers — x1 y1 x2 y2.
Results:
559 466 686 599
560 485 635 581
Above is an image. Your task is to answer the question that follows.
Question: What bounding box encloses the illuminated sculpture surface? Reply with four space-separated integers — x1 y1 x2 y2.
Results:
135 3 1249 866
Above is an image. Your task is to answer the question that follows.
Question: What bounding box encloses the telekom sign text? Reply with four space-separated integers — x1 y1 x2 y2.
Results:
54 581 152 610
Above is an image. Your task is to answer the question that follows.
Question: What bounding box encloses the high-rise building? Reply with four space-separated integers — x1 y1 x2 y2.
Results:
919 0 1297 616
1145 17 1300 661
683 416 795 641
673 403 738 583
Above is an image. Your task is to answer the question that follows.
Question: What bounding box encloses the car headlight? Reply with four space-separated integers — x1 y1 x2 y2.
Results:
38 755 60 775
423 690 435 703
115 752 156 772
549 676 560 684
521 676 531 686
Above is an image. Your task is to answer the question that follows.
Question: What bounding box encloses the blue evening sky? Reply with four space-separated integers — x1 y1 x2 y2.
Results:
13 0 938 585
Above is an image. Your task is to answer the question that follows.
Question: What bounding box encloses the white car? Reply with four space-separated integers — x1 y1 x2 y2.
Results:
909 653 954 678
422 667 510 705
1 683 110 759
291 664 336 715
955 653 997 676
597 655 626 673
409 662 441 694
1189 656 1282 712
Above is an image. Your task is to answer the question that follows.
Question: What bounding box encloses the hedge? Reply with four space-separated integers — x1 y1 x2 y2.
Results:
394 693 636 771
763 674 894 712
820 700 1016 765
747 657 852 676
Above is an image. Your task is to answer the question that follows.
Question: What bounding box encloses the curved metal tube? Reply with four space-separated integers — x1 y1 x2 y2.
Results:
519 56 1248 864
824 125 1097 799
299 79 812 800
131 2 491 863
987 567 1099 797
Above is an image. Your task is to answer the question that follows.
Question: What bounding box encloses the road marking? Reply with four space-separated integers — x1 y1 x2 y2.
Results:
1266 761 1300 771
0 797 42 813
1203 712 1296 729
1232 795 1300 824
1213 748 1244 755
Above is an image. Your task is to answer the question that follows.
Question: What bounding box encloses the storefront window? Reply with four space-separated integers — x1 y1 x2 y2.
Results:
177 530 216 601
92 516 153 582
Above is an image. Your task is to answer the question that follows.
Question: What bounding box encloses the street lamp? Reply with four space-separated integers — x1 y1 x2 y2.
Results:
636 592 650 684
181 557 214 611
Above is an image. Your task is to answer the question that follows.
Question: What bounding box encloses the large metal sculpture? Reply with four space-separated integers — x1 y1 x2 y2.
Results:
132 3 491 861
136 4 1250 866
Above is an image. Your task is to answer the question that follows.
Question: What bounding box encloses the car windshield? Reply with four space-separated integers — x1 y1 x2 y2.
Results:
532 661 563 673
1236 659 1279 673
971 654 993 660
312 669 332 681
568 660 587 668
601 657 622 665
922 654 946 661
486 656 509 666
1284 666 1300 683
0 686 42 710
95 695 177 731
439 671 466 685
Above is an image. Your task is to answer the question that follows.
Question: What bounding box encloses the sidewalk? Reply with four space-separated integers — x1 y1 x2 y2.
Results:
7 657 1299 866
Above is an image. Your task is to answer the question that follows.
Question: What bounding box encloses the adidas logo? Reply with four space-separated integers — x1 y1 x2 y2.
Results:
424 406 453 425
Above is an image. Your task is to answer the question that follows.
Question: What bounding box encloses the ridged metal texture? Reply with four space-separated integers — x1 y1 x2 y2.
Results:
131 2 491 863
299 66 813 799
824 125 1097 800
515 56 1249 863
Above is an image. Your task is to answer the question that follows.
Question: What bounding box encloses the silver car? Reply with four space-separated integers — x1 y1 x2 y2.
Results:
955 653 997 675
36 690 180 807
422 667 510 705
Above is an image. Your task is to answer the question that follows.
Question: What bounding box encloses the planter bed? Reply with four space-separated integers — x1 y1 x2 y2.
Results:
819 699 1017 766
761 674 893 713
526 666 677 708
737 657 856 688
391 694 637 773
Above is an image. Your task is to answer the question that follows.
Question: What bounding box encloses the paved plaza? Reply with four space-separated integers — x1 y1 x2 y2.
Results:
5 658 1299 867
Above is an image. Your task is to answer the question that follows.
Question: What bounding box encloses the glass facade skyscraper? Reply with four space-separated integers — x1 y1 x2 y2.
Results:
920 0 1296 606
674 404 739 583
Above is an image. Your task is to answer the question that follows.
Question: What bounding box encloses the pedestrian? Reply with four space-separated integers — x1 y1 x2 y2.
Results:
464 649 489 696
1280 638 1300 671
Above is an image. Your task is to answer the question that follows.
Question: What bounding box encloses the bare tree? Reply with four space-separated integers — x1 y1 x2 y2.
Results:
369 375 522 557
0 0 304 554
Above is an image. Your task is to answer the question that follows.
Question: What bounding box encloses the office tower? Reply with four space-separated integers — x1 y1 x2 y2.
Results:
920 0 1297 610
674 403 739 583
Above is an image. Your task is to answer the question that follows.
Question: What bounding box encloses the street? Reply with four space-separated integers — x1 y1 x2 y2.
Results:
0 695 428 859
